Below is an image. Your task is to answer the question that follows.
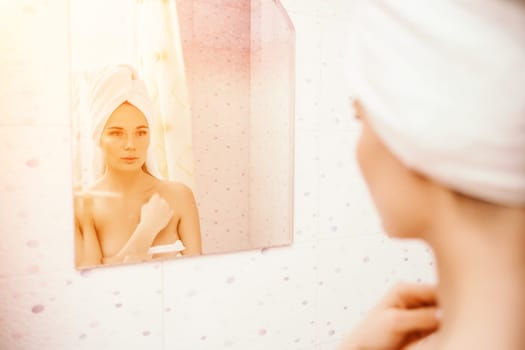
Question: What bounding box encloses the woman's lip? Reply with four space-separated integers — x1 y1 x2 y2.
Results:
121 157 138 160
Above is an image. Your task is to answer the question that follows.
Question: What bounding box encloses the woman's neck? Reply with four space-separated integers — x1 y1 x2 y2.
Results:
426 198 525 349
101 168 155 194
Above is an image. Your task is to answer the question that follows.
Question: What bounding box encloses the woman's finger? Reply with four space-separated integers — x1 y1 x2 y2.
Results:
383 282 438 308
391 307 440 334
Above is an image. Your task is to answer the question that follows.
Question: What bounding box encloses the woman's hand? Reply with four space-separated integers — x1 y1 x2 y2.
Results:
139 193 174 237
338 283 440 350
112 193 173 262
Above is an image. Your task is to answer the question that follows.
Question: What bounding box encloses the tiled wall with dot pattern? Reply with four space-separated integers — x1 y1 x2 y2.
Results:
0 1 436 349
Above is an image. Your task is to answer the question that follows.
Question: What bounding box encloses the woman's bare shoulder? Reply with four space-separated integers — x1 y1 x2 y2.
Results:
74 192 94 224
157 180 196 202
74 180 106 222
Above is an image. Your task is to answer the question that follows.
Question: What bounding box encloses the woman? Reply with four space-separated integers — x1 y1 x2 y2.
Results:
74 64 202 268
339 1 525 349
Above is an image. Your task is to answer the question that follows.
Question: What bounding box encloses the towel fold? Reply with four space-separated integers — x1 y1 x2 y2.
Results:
147 240 186 255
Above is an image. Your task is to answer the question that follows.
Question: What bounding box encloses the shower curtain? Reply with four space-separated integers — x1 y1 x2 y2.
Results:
135 0 195 189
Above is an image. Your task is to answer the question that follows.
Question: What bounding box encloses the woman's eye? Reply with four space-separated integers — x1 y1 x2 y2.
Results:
109 131 123 136
137 130 148 136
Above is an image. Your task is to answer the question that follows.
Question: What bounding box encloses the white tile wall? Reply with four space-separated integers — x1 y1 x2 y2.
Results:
0 0 435 349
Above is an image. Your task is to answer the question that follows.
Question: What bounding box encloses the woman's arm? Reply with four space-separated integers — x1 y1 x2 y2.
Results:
176 184 202 256
108 185 201 264
147 183 202 259
110 193 174 263
81 215 103 266
74 194 103 268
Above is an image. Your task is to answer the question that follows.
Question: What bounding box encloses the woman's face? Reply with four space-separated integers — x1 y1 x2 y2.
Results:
354 101 432 238
100 102 150 173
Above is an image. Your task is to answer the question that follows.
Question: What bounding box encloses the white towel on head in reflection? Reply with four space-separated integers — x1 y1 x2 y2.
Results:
346 0 525 206
84 64 159 180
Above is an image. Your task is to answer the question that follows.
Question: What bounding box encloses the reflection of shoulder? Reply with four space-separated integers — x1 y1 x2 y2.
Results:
158 180 195 205
76 181 104 223
74 194 94 225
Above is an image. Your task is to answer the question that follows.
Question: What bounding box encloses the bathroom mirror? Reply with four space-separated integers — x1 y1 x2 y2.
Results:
70 0 295 269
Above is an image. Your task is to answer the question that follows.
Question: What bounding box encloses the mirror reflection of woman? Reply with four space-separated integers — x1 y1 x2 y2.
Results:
74 64 202 268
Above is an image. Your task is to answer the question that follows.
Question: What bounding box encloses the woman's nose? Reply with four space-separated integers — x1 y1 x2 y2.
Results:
124 135 136 150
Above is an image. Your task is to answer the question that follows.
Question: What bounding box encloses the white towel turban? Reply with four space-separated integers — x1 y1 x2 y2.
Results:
346 0 525 207
85 64 160 179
